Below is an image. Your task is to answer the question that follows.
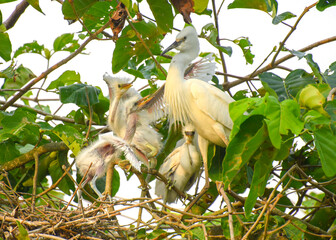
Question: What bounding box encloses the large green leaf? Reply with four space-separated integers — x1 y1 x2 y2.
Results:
112 21 163 73
47 70 81 90
52 124 83 156
208 145 226 181
48 151 74 195
264 96 281 149
0 32 12 61
82 2 115 31
62 0 97 20
223 116 268 189
245 140 278 216
317 0 336 11
259 72 287 101
59 83 100 106
0 140 21 164
314 125 336 177
285 69 315 98
279 99 304 135
146 0 173 32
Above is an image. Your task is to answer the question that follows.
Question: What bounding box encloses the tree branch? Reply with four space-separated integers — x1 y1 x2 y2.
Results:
3 0 29 30
0 142 68 171
223 35 336 90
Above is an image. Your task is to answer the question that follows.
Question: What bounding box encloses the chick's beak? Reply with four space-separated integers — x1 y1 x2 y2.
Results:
161 39 183 56
121 83 132 90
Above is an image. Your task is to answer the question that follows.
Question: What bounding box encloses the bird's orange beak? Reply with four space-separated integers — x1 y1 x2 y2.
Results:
120 83 132 90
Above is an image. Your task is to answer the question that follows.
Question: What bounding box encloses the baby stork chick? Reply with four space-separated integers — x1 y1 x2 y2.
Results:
103 74 162 160
76 134 141 199
155 124 202 203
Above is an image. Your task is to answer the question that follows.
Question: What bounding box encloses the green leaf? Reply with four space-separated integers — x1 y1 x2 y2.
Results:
221 215 243 238
26 0 44 14
53 33 79 52
245 140 278 216
111 168 120 197
48 151 75 195
223 116 268 189
325 100 336 121
0 140 20 164
264 96 281 148
228 0 268 12
62 0 98 20
272 11 296 24
314 125 336 177
112 21 163 73
0 65 36 99
147 229 168 239
0 32 12 61
201 23 232 56
284 220 306 240
47 70 81 90
304 54 324 83
280 99 304 135
208 145 226 181
194 0 209 13
285 69 315 98
59 83 100 107
259 72 287 101
14 41 44 58
234 37 254 64
52 124 83 156
146 0 173 32
15 221 29 240
317 0 336 11
82 2 115 31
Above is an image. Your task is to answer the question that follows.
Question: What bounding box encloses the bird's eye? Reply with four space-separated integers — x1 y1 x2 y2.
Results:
183 36 187 40
118 84 121 88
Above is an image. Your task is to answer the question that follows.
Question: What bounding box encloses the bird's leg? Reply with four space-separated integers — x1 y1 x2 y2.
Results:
213 123 229 146
104 161 115 201
77 177 90 210
90 175 103 199
145 143 159 158
185 136 209 211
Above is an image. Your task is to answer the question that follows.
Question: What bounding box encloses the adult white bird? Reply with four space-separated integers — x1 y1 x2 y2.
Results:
155 124 201 203
76 133 141 198
161 26 234 201
103 74 162 159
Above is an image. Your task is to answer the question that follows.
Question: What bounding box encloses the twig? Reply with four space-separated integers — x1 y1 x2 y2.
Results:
271 2 318 66
216 181 234 240
327 87 336 101
211 0 229 86
31 152 39 211
223 35 336 90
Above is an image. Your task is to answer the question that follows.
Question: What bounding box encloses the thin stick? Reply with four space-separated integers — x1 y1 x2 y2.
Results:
216 181 234 240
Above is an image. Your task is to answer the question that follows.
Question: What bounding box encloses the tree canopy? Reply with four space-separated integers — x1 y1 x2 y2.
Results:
1 0 336 239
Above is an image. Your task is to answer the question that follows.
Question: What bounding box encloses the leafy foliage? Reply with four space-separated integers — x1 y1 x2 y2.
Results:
1 0 336 239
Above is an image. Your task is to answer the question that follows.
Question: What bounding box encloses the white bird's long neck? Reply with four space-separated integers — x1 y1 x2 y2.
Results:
164 52 194 125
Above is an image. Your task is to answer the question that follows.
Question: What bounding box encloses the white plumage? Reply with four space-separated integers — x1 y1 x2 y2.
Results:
76 133 141 198
162 26 234 200
103 74 162 159
155 124 201 203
